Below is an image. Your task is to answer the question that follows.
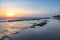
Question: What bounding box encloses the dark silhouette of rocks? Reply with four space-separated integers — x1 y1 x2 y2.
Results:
0 35 10 40
30 21 47 28
53 15 60 19
7 17 40 22
13 32 19 34
7 17 49 22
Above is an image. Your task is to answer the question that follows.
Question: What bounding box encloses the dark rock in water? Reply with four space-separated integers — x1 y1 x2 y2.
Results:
30 26 35 28
13 32 19 34
38 22 47 26
30 22 47 28
0 35 10 40
53 15 60 19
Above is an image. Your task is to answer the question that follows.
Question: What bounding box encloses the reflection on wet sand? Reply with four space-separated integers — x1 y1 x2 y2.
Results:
0 22 19 35
0 19 49 40
0 21 46 35
0 20 33 38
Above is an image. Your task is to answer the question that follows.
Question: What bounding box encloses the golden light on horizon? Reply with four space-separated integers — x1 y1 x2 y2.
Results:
4 10 17 18
0 8 31 19
6 10 14 17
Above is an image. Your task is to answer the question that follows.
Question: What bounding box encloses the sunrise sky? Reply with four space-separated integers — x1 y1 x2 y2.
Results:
0 0 60 18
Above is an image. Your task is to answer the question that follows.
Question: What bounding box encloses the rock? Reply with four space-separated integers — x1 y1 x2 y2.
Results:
30 22 47 28
53 15 60 19
0 35 10 40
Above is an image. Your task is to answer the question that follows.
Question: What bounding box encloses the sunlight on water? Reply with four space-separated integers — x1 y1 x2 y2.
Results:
0 20 37 36
0 19 60 40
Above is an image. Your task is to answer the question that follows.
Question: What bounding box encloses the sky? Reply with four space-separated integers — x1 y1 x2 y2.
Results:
0 0 60 17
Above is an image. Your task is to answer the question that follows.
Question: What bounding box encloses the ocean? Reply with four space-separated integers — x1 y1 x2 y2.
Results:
0 19 60 40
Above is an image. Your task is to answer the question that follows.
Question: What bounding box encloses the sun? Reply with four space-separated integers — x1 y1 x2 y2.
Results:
8 12 13 16
2 10 24 19
7 10 14 16
5 10 17 18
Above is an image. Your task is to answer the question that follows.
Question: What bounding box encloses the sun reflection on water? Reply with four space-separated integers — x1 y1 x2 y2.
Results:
0 21 32 36
3 22 21 35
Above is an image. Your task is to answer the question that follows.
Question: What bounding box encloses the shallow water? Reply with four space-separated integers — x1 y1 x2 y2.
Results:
0 21 32 36
0 19 60 40
10 19 60 40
